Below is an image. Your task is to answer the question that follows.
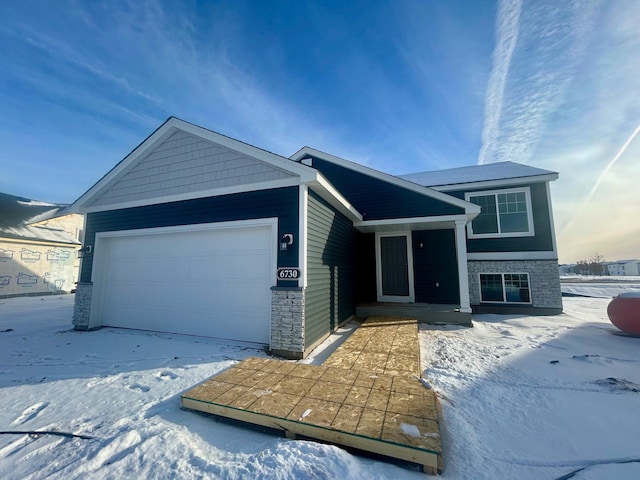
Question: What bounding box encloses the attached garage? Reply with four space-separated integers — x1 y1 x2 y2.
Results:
72 117 361 358
90 219 277 344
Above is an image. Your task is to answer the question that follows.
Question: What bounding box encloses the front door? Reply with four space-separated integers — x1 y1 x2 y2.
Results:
376 233 415 302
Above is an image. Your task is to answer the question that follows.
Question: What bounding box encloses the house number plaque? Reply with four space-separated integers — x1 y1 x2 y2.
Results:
277 268 300 280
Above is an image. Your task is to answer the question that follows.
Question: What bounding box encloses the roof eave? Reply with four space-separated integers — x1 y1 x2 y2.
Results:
303 172 363 222
290 147 480 215
430 173 559 192
71 117 317 213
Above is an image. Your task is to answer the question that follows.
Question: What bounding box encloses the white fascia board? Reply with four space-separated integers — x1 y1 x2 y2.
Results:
290 147 480 214
73 117 317 211
430 173 559 192
305 173 363 222
83 178 301 213
355 214 469 230
545 182 559 257
467 251 558 261
355 213 479 233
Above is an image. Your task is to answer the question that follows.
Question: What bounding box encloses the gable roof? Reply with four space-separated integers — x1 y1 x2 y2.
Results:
400 161 559 191
71 117 362 221
0 192 79 244
290 147 480 215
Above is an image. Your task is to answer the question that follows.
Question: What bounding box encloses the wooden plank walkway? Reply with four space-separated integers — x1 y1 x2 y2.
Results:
181 317 444 475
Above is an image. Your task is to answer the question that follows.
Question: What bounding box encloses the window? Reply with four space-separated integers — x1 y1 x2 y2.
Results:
480 273 531 303
466 188 533 237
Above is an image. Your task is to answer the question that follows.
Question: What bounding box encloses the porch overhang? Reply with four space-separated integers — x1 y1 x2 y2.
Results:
353 214 474 233
355 214 474 314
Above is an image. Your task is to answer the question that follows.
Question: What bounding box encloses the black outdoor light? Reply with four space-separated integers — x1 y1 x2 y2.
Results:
77 245 93 258
280 234 294 251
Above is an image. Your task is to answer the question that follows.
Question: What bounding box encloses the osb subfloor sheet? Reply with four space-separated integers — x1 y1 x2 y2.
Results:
181 316 443 474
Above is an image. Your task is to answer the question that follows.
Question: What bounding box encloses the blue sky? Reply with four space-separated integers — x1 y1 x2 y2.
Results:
1 0 638 264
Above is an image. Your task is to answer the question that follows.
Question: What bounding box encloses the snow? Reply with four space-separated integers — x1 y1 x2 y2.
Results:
399 161 556 188
560 276 640 298
1 294 640 479
16 200 57 207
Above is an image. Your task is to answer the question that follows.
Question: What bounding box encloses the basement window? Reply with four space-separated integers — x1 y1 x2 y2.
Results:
480 273 531 303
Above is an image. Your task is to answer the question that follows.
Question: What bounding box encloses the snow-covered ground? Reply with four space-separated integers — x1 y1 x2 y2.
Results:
1 294 639 479
560 276 640 299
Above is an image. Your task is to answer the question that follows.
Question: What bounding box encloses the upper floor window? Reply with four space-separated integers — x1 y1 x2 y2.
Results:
465 187 534 238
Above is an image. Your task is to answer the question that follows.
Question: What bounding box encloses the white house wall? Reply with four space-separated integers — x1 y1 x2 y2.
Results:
0 240 78 297
89 130 297 208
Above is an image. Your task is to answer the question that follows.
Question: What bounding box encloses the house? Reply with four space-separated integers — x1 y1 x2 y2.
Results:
558 264 576 276
71 117 562 359
606 260 640 277
0 192 83 298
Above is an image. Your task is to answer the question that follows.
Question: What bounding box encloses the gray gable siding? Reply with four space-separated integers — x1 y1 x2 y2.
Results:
90 130 296 208
308 157 464 220
305 190 355 348
81 187 299 284
448 182 554 253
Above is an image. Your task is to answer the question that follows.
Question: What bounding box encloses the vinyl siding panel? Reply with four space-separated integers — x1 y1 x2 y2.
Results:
90 130 295 208
82 187 299 283
412 230 460 304
448 182 555 253
309 157 464 220
305 190 355 347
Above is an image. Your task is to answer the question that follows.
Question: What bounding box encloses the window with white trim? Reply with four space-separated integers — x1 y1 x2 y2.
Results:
466 188 534 237
479 273 531 303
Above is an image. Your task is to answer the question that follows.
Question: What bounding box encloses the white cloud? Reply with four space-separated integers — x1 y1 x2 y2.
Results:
478 0 521 165
479 0 640 262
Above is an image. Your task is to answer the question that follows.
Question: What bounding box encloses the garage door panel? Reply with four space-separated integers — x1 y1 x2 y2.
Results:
105 249 271 278
94 222 274 344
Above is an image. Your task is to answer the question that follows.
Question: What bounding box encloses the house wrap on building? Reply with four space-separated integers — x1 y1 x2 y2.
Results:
0 192 82 298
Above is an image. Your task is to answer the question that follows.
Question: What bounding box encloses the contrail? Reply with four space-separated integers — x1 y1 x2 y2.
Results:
559 123 640 234
478 0 522 165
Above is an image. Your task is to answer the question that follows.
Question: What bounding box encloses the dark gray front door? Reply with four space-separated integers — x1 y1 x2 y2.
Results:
381 236 410 296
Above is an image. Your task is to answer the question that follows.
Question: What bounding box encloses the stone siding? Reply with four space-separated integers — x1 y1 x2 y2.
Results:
270 287 305 358
72 281 93 329
468 259 562 309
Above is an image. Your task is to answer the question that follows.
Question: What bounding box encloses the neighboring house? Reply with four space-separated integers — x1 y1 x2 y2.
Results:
558 264 576 276
0 192 83 298
71 117 562 359
606 260 640 276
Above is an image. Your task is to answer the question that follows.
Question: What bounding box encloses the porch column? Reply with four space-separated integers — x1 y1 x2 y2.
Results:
454 220 472 313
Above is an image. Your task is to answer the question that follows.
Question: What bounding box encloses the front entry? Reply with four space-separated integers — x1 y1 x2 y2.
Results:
375 233 415 303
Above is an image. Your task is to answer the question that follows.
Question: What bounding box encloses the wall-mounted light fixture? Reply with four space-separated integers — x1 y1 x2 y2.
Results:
280 234 294 251
77 244 93 258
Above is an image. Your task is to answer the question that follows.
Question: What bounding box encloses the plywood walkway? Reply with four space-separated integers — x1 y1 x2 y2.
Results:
181 317 443 475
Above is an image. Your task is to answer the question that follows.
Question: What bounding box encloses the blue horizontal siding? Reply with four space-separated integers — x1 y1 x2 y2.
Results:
81 187 299 283
310 157 464 220
448 182 554 253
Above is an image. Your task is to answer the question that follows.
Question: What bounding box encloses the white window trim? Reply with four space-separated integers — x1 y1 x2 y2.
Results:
465 187 535 239
478 272 532 304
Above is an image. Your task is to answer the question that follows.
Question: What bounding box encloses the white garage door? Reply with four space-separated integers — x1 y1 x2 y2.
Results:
91 220 275 344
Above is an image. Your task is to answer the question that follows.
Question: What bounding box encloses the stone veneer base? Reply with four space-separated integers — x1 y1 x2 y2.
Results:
468 259 563 311
270 286 306 357
72 281 93 329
